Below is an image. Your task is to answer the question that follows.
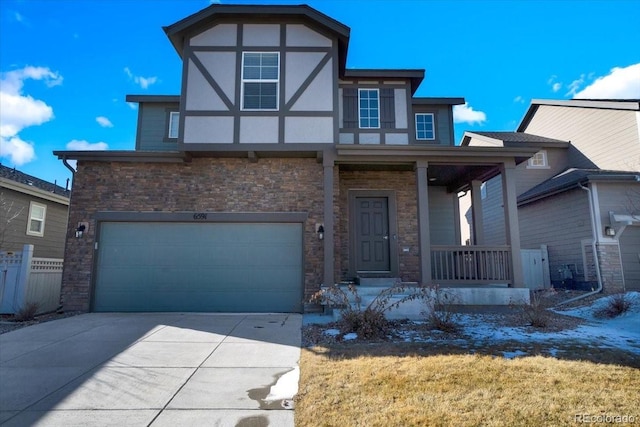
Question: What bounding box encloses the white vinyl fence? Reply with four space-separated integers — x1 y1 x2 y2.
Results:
0 245 63 315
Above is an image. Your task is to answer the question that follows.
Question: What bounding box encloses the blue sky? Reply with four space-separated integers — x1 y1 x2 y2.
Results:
1 0 639 186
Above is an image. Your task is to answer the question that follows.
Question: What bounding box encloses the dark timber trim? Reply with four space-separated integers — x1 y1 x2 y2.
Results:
189 52 235 110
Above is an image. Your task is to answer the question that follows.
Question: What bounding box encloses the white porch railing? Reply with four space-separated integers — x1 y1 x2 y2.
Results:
0 245 63 315
431 245 512 284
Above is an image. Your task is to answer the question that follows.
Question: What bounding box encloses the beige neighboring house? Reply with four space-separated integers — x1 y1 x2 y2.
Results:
463 99 640 292
0 164 71 258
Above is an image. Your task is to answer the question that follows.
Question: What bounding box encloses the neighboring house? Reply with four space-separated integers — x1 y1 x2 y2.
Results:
54 4 538 313
463 99 640 292
0 164 71 258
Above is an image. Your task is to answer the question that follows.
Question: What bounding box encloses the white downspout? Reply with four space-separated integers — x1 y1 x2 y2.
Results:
555 183 603 306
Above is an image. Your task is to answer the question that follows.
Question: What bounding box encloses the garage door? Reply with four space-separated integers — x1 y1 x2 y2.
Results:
620 226 640 291
93 222 303 312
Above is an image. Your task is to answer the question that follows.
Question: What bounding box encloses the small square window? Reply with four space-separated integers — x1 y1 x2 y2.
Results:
27 202 46 237
527 150 548 168
168 111 179 139
416 113 435 140
358 89 380 129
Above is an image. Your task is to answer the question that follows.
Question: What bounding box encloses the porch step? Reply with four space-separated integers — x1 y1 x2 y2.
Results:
357 277 401 287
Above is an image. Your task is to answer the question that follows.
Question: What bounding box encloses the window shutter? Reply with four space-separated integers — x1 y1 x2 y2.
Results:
380 88 395 129
342 88 357 128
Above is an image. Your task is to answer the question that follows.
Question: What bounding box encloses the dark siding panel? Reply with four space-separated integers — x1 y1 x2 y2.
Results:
380 88 395 129
342 88 357 128
138 103 179 151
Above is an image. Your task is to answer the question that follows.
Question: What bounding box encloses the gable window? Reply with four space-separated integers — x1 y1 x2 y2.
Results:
415 113 435 140
527 150 548 168
27 202 46 237
168 111 179 139
358 89 380 128
242 52 279 110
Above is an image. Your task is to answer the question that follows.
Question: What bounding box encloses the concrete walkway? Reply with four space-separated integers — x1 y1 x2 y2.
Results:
0 313 301 426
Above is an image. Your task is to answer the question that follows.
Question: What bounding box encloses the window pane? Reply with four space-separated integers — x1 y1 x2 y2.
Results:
31 205 45 219
261 66 278 79
261 53 278 66
29 220 42 233
244 53 260 66
244 67 261 79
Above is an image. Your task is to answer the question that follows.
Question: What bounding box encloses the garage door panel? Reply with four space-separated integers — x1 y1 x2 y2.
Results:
94 222 303 312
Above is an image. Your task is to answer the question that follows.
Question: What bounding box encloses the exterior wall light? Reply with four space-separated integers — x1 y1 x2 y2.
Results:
76 222 87 238
604 226 616 237
317 224 324 240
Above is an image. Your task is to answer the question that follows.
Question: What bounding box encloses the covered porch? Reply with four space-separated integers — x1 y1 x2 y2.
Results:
320 144 539 299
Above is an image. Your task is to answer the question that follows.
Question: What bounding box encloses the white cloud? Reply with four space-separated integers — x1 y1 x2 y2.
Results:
124 67 158 89
0 66 61 166
573 63 640 99
96 116 113 128
566 74 586 97
514 96 525 103
453 103 487 125
547 75 562 92
552 82 562 92
0 136 35 166
14 12 24 22
66 139 109 151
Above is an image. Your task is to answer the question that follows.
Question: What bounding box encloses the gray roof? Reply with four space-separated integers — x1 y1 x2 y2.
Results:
469 132 568 145
125 95 180 103
0 164 71 198
518 168 640 205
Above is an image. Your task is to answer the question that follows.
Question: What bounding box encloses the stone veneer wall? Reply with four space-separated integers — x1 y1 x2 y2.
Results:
597 243 625 294
337 169 420 283
62 157 326 311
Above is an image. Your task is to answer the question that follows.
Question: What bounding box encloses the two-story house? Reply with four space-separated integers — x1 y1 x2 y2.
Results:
463 99 640 293
1 164 70 259
54 4 537 313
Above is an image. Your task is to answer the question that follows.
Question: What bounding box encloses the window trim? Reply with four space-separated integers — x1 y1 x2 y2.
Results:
26 201 46 237
241 51 280 111
527 150 549 169
415 113 436 141
167 111 179 140
480 182 487 200
358 88 380 129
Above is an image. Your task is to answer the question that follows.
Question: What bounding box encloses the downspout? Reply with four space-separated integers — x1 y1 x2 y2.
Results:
555 182 603 306
61 156 76 177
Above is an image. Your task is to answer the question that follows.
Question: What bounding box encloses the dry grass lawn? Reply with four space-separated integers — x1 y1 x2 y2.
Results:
295 344 640 427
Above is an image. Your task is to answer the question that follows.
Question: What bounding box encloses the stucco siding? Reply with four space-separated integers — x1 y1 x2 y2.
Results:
190 23 237 46
285 24 332 47
523 105 640 170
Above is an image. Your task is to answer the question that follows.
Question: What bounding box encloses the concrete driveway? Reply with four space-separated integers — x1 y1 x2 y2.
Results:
0 313 301 426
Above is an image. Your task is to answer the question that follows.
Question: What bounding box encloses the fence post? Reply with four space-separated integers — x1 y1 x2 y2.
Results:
541 245 551 289
13 244 34 312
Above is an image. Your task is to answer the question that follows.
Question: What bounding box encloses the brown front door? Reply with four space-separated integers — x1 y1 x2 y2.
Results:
355 197 390 272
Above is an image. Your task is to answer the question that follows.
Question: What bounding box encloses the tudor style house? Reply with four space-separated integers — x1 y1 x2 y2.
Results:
0 165 70 259
54 4 537 313
463 99 640 293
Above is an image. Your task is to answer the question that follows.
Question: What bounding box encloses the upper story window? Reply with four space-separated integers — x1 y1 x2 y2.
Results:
415 113 435 140
480 182 487 200
242 52 279 110
527 150 548 168
27 201 46 237
358 89 380 128
168 111 179 139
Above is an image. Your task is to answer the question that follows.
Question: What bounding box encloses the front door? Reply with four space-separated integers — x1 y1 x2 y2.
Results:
355 197 390 272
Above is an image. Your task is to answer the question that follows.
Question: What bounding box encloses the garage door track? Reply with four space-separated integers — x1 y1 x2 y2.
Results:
0 313 301 426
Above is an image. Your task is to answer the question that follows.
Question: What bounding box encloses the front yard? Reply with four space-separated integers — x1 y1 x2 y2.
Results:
295 292 640 426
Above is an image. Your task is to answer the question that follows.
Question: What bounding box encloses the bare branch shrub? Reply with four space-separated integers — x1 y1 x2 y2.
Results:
595 293 631 318
421 284 461 333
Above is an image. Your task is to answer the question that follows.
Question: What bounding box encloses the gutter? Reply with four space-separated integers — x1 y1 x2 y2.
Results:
61 156 76 177
555 183 603 306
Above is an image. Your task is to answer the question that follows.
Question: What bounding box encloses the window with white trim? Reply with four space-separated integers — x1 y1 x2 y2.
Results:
358 89 380 128
527 150 548 168
241 52 279 110
415 113 435 140
168 111 179 139
27 202 46 237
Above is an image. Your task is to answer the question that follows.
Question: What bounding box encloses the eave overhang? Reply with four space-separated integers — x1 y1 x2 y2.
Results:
163 4 351 72
413 97 465 106
0 178 70 205
53 150 190 164
125 95 180 104
343 69 425 95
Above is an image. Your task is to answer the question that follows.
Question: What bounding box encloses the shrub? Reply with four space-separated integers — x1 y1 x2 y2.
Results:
421 285 460 333
310 283 428 340
596 293 631 318
14 302 39 322
512 291 550 328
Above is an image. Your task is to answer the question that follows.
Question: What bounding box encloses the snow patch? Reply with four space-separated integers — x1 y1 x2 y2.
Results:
264 366 300 404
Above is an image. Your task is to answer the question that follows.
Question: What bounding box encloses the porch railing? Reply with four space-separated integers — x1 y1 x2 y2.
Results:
431 245 512 284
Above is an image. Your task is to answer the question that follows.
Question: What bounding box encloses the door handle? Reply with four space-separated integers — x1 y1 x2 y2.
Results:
383 235 389 240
